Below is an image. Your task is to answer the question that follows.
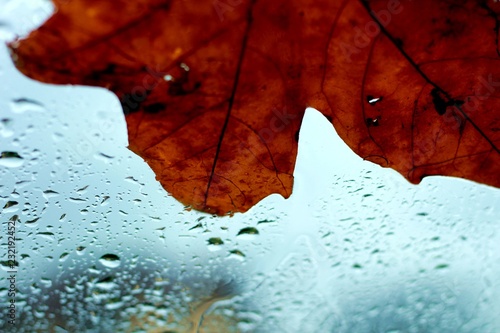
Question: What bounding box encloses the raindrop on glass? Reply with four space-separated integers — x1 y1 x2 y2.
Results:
98 254 121 268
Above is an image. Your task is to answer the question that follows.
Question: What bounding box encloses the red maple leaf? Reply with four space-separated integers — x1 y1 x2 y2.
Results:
9 0 500 215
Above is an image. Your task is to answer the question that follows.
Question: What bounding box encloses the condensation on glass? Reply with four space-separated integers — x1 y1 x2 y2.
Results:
0 1 499 332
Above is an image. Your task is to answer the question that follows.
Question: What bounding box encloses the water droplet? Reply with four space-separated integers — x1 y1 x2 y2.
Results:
10 98 45 114
99 254 121 268
229 249 245 259
0 260 18 269
94 276 115 289
0 151 23 167
237 227 259 236
25 217 40 227
40 277 52 288
3 200 18 210
236 227 259 240
37 232 55 241
0 118 13 138
52 132 64 142
105 299 124 310
69 197 87 203
208 237 224 245
207 237 224 251
367 95 383 105
95 152 114 163
100 196 110 205
365 117 381 127
59 252 69 262
189 222 203 231
76 185 89 193
43 189 59 199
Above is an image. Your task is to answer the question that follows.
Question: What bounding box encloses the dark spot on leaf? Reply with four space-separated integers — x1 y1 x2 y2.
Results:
167 63 201 96
168 84 183 96
102 63 116 74
287 65 302 79
144 103 166 113
88 63 116 81
294 129 300 142
431 88 464 118
168 81 201 96
121 93 148 114
431 88 448 115
325 115 333 122
366 117 380 127
453 99 465 110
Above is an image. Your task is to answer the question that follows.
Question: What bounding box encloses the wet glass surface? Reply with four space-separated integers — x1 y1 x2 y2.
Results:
1 1 499 332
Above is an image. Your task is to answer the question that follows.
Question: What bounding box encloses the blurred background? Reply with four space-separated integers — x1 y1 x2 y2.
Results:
1 1 499 332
